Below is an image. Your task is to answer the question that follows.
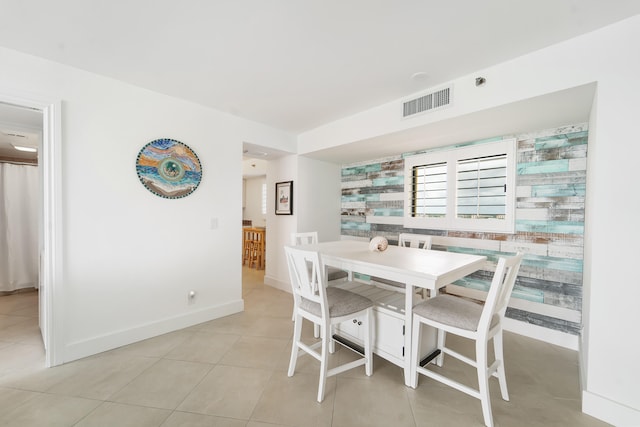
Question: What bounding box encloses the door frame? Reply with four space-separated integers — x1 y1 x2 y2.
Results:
1 92 63 367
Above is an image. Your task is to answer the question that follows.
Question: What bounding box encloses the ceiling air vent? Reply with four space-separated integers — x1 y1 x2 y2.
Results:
402 85 452 118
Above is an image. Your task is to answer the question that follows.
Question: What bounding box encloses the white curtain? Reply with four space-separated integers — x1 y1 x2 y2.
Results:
0 162 38 292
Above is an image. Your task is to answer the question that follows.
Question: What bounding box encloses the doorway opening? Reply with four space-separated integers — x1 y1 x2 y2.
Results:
241 142 289 288
0 102 42 372
0 94 62 368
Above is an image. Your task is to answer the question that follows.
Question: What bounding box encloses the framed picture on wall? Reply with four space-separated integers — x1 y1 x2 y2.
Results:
275 180 293 215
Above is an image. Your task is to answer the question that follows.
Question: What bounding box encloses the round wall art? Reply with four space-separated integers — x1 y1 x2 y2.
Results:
136 138 202 199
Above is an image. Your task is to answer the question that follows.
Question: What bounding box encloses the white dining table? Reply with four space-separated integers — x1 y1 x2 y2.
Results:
297 239 487 387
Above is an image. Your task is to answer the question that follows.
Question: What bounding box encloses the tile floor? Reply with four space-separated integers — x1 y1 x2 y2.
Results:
0 268 610 426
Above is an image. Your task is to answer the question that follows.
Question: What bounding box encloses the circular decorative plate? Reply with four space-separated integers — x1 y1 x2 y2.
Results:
136 138 202 199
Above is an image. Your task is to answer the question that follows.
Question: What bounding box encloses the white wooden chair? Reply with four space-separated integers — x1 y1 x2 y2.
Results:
398 233 433 250
285 245 373 402
290 232 350 338
410 253 524 427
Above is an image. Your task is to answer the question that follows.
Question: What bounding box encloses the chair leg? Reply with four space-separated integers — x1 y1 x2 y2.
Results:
288 314 302 377
317 320 330 402
476 340 494 427
493 330 510 401
364 308 373 376
436 329 446 367
410 315 422 388
329 324 335 354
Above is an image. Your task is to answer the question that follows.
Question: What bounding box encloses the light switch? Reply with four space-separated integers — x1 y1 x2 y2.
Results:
210 217 218 229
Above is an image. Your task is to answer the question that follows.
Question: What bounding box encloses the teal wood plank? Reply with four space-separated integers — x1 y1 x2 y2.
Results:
342 164 382 176
535 135 588 150
341 222 372 231
372 176 404 186
516 220 584 235
535 130 588 143
342 194 381 202
522 254 583 273
531 183 586 197
517 159 569 175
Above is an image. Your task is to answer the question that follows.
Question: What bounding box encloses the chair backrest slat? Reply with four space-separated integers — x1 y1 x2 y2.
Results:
398 233 432 250
291 231 319 246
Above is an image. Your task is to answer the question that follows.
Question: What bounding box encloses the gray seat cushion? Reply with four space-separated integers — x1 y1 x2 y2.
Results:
300 287 373 318
413 294 498 331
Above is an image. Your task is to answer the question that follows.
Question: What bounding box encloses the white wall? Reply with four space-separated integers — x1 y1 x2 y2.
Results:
264 155 298 292
0 46 294 362
243 176 266 227
297 15 640 426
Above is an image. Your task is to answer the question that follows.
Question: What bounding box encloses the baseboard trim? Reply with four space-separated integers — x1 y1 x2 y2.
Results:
264 274 291 294
583 390 640 426
503 317 579 350
63 299 244 363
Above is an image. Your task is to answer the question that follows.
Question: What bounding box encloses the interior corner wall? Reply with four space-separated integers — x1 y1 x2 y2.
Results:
296 156 342 242
0 46 294 363
296 15 640 426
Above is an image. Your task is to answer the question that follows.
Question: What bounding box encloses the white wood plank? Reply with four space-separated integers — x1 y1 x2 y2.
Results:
500 241 548 256
432 236 501 251
342 179 372 189
515 208 549 221
379 192 405 201
366 215 404 225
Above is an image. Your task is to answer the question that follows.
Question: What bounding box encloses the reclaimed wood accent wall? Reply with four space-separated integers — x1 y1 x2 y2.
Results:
341 123 588 335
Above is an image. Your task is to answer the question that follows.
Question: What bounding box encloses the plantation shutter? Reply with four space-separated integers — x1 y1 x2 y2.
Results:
456 154 507 219
410 162 447 218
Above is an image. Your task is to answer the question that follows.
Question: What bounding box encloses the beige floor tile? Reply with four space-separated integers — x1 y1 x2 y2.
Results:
0 387 40 416
332 375 415 427
110 359 213 409
251 371 335 427
0 314 31 329
178 364 272 419
75 401 171 427
0 342 45 378
195 312 262 336
0 318 42 345
161 411 247 427
220 335 290 370
0 392 101 427
164 331 240 364
408 380 486 426
110 330 195 358
44 352 158 400
0 270 613 427
246 315 295 339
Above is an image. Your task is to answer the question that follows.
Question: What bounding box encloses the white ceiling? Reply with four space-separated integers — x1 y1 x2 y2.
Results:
1 2 638 163
0 103 42 161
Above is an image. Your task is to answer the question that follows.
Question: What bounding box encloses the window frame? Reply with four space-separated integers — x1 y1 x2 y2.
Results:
403 139 516 233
